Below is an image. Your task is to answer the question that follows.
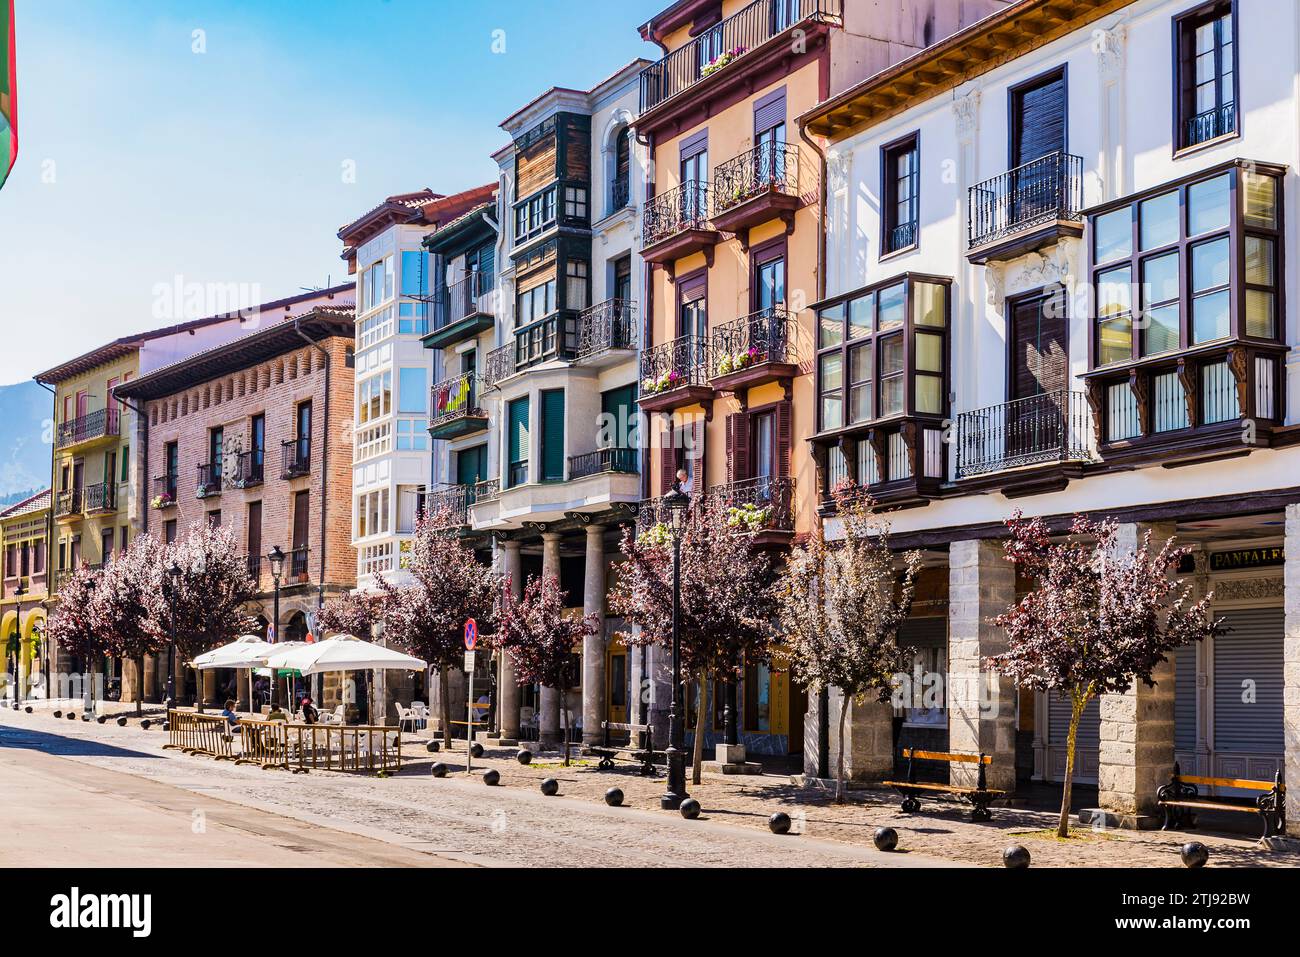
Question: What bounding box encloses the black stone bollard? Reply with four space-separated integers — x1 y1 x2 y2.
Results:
1181 842 1209 868
1003 845 1031 869
23 706 32 713
483 769 501 786
431 762 449 778
604 787 624 807
96 716 107 724
873 827 899 852
71 712 79 720
117 717 128 727
769 811 792 835
540 777 559 796
140 719 152 731
516 749 533 765
680 798 701 820
52 710 61 718
470 742 484 759
425 740 440 753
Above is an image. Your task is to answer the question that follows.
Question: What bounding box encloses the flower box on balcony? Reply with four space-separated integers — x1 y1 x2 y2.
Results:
151 493 176 510
701 46 746 77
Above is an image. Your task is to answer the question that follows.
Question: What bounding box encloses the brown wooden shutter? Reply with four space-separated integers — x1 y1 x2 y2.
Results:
660 426 677 495
726 413 750 485
776 401 792 480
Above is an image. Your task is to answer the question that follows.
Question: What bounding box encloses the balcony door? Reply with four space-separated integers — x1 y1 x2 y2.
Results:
679 272 707 380
1009 67 1067 225
291 491 310 577
1007 289 1068 465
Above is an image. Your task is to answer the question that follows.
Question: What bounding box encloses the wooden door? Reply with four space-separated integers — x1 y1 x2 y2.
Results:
1006 291 1068 465
1010 69 1067 222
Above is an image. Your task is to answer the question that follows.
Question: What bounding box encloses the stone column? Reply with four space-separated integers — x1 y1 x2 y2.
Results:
1097 522 1177 821
581 524 607 745
143 653 159 704
948 538 1017 792
539 531 563 749
1283 505 1300 836
827 689 893 782
499 540 522 744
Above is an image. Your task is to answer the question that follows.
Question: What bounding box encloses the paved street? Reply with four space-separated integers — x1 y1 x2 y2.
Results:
0 709 957 868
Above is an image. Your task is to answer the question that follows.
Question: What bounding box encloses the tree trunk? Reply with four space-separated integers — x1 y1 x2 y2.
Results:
562 696 572 768
836 693 849 805
691 672 707 786
135 654 145 717
1057 687 1090 838
440 667 452 750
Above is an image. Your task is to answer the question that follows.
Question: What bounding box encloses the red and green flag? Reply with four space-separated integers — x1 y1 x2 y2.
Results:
0 0 16 191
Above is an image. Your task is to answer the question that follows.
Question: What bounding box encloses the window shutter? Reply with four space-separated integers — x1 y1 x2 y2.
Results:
660 428 677 495
541 390 565 482
475 242 495 289
776 400 792 480
508 397 530 479
679 129 708 162
754 87 787 136
726 413 750 484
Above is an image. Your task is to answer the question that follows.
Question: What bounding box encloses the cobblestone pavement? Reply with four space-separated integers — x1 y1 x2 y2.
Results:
3 702 1294 868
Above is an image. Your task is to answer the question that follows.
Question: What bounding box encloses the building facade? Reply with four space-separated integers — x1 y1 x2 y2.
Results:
633 0 1008 759
1 489 50 702
117 301 357 707
338 186 497 592
802 0 1300 831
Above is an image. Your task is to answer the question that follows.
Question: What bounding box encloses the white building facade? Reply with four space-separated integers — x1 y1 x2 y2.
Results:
802 0 1300 831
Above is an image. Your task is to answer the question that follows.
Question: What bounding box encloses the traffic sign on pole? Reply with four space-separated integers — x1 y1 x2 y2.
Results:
464 618 478 650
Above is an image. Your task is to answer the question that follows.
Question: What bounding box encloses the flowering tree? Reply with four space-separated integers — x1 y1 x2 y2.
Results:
92 535 167 716
318 589 383 638
44 565 105 714
990 513 1223 838
494 574 598 765
777 489 922 803
375 511 500 748
611 495 777 784
146 521 258 711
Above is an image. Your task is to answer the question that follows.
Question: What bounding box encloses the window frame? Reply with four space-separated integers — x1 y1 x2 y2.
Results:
880 131 920 258
1172 0 1240 156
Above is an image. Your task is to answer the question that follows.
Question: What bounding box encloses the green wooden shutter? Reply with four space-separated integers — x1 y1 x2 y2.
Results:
541 389 565 482
508 397 530 486
457 445 486 487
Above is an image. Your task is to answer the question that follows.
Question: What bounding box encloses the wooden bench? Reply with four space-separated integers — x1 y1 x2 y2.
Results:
882 749 1005 822
584 721 660 776
1156 763 1286 838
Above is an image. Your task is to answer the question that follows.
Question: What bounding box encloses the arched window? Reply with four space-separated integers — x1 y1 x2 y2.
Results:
613 126 632 211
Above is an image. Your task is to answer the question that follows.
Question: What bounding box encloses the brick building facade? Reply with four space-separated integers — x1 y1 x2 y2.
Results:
117 303 357 706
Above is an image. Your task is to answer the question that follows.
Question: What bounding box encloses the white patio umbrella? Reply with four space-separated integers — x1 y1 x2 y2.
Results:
263 635 426 724
193 636 306 712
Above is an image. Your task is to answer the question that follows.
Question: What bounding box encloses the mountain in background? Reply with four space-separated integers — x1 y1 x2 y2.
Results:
0 380 51 502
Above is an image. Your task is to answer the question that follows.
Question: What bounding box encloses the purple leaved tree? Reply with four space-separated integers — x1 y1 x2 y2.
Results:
146 522 259 712
611 494 776 784
92 535 167 716
317 589 384 639
778 489 922 803
990 513 1223 838
44 564 105 714
374 510 500 748
494 573 598 766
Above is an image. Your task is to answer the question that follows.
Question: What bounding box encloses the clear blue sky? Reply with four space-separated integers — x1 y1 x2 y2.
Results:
0 0 663 384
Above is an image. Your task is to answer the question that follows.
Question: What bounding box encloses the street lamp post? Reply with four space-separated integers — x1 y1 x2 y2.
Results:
11 580 26 710
267 546 285 710
660 471 691 811
165 562 180 711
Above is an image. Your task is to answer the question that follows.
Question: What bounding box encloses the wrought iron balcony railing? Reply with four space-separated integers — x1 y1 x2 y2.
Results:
152 475 178 508
483 313 580 386
610 177 631 213
83 482 116 514
967 151 1084 250
1186 102 1236 149
246 555 262 581
434 269 494 332
431 371 484 428
576 298 638 361
710 307 795 378
708 475 795 532
230 451 264 489
56 407 120 450
570 448 639 480
955 390 1094 479
424 484 478 528
643 181 711 247
640 335 710 397
281 439 311 479
54 489 82 519
482 344 516 389
638 0 841 113
196 463 222 496
712 142 800 216
472 479 501 504
288 547 310 581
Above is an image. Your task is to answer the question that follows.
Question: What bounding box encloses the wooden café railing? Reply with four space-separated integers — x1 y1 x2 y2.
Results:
237 718 402 775
164 710 236 760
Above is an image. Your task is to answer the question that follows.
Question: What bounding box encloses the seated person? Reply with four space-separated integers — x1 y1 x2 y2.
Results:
299 696 319 724
220 699 241 730
266 702 288 722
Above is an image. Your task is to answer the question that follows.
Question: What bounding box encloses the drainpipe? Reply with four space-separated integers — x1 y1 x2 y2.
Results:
115 395 149 537
635 125 655 500
294 318 331 613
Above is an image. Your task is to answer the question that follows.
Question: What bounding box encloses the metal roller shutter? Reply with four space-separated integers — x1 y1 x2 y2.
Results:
1047 692 1100 749
1213 606 1284 753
